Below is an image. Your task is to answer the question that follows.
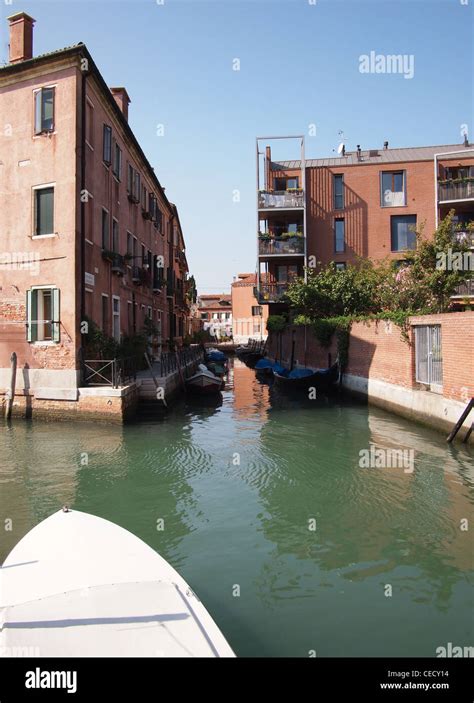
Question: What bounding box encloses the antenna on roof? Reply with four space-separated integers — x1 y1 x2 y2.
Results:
333 130 346 156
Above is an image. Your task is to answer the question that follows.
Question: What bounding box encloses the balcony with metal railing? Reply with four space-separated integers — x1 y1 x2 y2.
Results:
102 250 125 276
451 279 474 298
258 234 305 257
258 189 305 210
438 178 474 203
257 283 289 303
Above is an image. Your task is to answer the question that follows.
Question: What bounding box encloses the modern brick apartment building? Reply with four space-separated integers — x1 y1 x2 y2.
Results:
0 13 191 398
231 273 268 343
256 137 474 310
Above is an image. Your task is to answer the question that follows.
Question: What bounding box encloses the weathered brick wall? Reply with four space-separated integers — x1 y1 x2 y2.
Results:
0 299 77 371
268 312 474 403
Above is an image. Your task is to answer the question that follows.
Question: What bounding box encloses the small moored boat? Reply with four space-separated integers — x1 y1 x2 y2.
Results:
186 364 224 393
0 508 235 657
254 359 285 376
273 362 339 392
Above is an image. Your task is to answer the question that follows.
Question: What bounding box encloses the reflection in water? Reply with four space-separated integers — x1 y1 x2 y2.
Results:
0 358 473 657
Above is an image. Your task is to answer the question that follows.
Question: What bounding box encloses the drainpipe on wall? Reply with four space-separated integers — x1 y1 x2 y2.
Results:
80 67 88 336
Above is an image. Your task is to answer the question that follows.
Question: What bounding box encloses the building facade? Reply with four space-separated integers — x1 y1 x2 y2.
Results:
231 273 268 344
256 137 474 312
197 294 232 340
0 13 193 398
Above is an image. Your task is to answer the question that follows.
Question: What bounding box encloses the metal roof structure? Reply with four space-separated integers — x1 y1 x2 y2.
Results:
273 143 473 169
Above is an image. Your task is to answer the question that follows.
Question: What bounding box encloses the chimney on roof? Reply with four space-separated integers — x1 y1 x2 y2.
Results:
383 141 389 150
357 145 362 160
110 87 131 122
464 134 469 147
8 12 35 64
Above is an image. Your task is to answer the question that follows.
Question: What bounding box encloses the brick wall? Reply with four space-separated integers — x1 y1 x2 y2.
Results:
268 312 474 403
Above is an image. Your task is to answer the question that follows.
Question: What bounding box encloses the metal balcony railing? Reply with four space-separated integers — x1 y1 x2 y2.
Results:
257 283 289 303
438 179 474 202
451 279 474 297
258 190 304 209
107 252 125 275
452 229 474 248
258 236 305 256
131 266 151 286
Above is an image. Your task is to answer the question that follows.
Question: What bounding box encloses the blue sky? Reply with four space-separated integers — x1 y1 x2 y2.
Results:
1 0 472 293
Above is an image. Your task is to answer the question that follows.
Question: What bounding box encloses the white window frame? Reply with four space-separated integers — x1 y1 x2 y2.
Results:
27 285 60 344
33 85 57 137
32 182 56 238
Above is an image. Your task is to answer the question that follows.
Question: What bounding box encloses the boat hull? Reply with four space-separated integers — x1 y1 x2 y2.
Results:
0 509 235 658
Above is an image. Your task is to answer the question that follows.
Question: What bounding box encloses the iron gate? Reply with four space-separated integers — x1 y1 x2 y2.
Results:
415 325 443 386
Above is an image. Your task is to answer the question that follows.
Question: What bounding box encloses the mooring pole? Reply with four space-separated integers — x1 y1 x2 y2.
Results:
5 352 17 420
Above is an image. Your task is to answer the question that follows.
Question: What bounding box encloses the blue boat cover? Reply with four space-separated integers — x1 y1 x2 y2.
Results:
272 363 285 374
207 351 226 361
288 368 315 379
255 358 273 369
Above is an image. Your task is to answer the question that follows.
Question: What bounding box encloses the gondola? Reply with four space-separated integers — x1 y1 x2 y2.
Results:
254 358 285 376
273 362 339 392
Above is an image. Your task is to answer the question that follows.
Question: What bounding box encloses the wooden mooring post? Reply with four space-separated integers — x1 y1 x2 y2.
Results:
5 352 17 420
446 398 474 443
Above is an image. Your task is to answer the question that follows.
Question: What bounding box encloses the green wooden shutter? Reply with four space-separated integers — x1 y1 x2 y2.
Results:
26 290 38 342
52 288 60 342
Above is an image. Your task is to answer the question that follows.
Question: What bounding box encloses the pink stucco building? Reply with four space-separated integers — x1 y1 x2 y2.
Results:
0 13 192 408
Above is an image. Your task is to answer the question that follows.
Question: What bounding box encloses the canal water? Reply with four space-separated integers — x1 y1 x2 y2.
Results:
1 359 473 657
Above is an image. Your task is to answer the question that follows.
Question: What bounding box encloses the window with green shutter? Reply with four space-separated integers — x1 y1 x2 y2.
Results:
26 288 60 343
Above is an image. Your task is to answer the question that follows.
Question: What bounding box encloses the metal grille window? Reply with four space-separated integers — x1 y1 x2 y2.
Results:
415 325 443 387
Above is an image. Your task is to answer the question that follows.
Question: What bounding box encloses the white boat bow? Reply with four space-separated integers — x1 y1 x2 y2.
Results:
0 509 235 658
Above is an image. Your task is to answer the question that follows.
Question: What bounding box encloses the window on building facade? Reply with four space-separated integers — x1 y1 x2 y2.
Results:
391 215 417 251
113 142 122 180
101 294 109 334
112 219 119 253
252 306 263 316
381 171 406 207
334 218 345 253
27 287 60 342
126 232 133 258
86 101 94 146
276 265 298 283
103 125 112 164
335 262 346 271
334 174 344 210
34 87 55 134
101 209 109 250
33 186 54 236
112 297 120 342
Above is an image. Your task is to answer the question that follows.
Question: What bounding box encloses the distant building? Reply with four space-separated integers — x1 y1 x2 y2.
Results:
231 274 268 343
198 294 232 340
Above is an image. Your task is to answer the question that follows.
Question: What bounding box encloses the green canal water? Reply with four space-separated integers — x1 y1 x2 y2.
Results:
1 359 473 657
